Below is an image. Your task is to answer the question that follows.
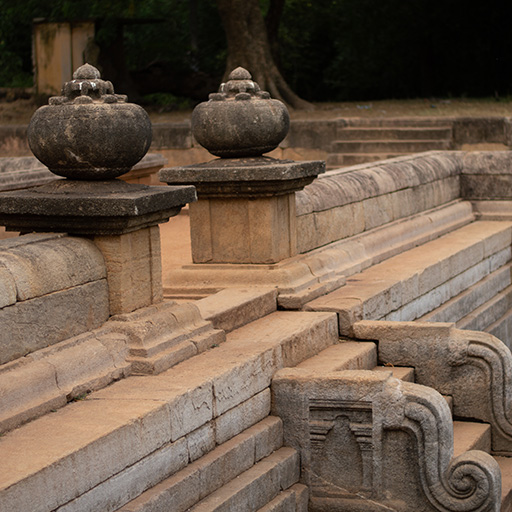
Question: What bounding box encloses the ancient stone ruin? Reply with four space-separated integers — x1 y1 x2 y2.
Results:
0 65 511 511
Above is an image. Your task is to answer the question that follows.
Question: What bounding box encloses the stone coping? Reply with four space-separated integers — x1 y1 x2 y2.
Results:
159 157 325 197
0 180 197 235
296 150 512 215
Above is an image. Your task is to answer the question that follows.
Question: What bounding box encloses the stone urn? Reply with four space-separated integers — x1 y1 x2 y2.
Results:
28 63 152 180
191 67 290 158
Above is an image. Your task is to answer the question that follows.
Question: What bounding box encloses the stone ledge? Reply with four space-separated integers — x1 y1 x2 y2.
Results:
0 310 337 512
0 180 196 235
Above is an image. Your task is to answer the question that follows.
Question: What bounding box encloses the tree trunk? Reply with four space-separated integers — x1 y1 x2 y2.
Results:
216 0 312 110
265 0 285 65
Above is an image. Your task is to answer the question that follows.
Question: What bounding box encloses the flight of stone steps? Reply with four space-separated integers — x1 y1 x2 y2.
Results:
0 298 338 512
294 341 512 511
2 210 511 511
327 120 453 168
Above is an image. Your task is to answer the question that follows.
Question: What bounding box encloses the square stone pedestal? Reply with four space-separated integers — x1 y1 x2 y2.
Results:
0 179 197 314
190 194 297 264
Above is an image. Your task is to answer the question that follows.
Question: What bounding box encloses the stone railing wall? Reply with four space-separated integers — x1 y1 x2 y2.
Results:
295 151 462 253
272 367 501 511
0 233 109 365
354 321 512 454
295 150 512 254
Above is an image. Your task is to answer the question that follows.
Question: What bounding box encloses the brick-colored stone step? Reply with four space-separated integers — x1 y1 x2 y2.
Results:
118 417 283 512
331 139 451 153
335 127 453 141
188 447 299 512
452 421 491 456
0 310 337 512
195 287 277 333
306 220 512 335
296 341 377 372
255 484 308 512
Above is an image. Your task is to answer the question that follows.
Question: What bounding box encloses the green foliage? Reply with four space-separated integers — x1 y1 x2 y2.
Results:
0 0 511 100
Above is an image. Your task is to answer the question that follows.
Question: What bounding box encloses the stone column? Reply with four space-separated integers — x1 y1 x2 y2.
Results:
0 64 196 315
160 67 325 265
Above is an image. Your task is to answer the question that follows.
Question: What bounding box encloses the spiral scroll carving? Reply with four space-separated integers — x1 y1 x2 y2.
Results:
380 380 501 511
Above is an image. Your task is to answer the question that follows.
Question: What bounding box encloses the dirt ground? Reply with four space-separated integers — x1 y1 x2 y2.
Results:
1 97 512 125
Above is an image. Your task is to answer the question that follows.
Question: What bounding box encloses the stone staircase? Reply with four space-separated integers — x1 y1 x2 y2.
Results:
0 293 337 512
274 339 511 511
1 216 512 511
327 121 453 167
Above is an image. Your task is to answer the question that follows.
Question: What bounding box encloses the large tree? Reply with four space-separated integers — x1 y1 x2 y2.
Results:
216 0 312 109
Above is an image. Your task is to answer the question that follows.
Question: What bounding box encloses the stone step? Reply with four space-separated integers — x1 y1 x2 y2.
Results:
118 416 283 512
452 421 491 456
419 263 512 328
335 126 453 141
0 310 337 512
456 281 512 346
373 365 415 382
296 341 377 372
347 118 453 128
195 287 278 333
255 484 308 512
188 447 299 512
331 139 451 154
306 220 512 335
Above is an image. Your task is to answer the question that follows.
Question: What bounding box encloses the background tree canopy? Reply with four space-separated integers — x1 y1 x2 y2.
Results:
1 0 511 102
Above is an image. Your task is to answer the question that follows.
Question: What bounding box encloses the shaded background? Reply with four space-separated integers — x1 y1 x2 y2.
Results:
1 0 511 104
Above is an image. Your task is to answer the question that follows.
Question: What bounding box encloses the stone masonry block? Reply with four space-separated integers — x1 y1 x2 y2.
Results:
0 266 16 308
190 448 299 512
93 226 163 314
256 489 296 512
186 423 216 463
0 399 173 512
215 389 271 445
57 438 189 512
0 279 109 364
0 235 106 301
190 195 297 264
0 360 64 432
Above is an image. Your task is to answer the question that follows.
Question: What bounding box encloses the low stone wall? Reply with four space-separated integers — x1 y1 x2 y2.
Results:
295 151 462 253
0 233 109 365
3 116 511 165
295 150 512 254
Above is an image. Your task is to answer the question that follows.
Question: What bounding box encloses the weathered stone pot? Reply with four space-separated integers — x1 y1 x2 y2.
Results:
192 67 290 158
28 64 152 180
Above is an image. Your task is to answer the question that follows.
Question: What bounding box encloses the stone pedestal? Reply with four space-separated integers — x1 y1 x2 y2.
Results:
160 157 322 264
158 67 343 307
0 179 196 314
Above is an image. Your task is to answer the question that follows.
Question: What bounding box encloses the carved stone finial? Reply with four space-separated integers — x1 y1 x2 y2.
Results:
27 64 151 180
73 63 101 79
228 67 252 80
47 63 126 106
191 67 289 158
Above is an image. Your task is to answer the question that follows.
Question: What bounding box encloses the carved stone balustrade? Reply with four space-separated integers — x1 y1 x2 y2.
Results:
159 68 344 306
272 368 501 512
0 64 197 315
354 320 512 454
